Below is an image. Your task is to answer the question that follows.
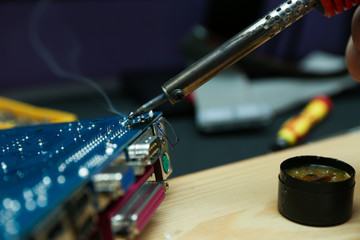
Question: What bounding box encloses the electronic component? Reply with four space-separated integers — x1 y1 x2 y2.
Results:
126 128 162 175
98 166 155 240
92 164 135 197
111 181 165 237
0 112 173 240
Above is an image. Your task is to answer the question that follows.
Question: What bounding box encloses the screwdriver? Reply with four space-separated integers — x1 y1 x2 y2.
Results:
129 0 359 119
274 95 333 149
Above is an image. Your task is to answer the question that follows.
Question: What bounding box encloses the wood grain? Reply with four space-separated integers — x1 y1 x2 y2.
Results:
136 131 360 240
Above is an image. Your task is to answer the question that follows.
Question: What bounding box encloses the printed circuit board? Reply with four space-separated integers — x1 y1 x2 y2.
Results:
0 112 172 240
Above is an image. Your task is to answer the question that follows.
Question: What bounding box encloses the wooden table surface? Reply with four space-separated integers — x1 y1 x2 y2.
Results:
137 130 360 240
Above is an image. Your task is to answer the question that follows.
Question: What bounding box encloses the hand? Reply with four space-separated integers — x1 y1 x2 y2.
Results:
346 6 360 82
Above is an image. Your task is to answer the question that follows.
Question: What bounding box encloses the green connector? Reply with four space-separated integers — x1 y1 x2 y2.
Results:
162 154 170 174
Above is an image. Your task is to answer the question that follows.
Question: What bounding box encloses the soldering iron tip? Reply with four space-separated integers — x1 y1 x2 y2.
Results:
128 112 135 120
128 93 168 120
128 109 143 120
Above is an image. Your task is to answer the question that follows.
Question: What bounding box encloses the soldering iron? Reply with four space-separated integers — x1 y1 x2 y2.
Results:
129 0 359 119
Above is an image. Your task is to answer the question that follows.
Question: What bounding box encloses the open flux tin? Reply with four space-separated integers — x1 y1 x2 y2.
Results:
278 155 355 226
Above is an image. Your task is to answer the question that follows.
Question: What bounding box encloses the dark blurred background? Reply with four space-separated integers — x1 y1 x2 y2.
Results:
0 0 359 177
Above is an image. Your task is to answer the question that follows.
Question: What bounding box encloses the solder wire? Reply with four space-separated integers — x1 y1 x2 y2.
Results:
29 0 122 115
155 118 179 149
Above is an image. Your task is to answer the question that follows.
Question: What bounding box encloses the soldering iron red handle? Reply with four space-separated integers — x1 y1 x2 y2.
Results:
320 0 360 17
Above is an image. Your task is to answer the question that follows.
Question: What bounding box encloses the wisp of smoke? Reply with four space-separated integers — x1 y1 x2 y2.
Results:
28 0 122 115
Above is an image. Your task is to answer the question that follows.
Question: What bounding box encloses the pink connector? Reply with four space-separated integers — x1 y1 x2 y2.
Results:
136 183 165 232
104 181 165 238
98 166 154 240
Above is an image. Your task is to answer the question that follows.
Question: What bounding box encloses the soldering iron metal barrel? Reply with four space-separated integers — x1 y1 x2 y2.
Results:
162 0 319 104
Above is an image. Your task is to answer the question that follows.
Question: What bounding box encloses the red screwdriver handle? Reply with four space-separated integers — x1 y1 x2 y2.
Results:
319 0 360 17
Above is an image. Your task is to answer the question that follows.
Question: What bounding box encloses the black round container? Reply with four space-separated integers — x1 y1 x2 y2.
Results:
278 155 355 226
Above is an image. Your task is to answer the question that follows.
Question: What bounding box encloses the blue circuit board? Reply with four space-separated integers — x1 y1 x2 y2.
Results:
0 112 161 240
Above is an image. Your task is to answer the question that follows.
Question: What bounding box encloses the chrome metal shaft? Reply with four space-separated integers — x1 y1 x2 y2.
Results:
162 0 319 104
129 0 319 119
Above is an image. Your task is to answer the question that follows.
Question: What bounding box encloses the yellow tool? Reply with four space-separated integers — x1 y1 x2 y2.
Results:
275 95 333 148
0 96 77 129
